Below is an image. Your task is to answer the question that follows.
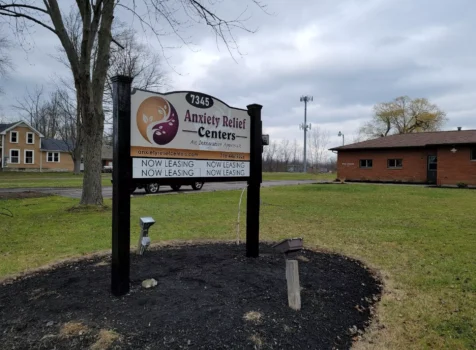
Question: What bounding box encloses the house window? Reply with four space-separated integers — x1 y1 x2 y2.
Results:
26 132 34 144
10 131 18 143
47 152 60 163
24 150 34 164
471 148 476 161
10 149 20 164
388 159 403 169
359 159 373 168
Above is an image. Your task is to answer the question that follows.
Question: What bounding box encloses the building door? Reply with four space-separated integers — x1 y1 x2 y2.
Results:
427 155 437 184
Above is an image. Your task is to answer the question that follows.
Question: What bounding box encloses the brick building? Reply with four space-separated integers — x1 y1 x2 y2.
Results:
330 130 476 186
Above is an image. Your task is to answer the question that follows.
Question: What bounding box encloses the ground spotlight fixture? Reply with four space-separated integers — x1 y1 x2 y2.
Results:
138 217 155 255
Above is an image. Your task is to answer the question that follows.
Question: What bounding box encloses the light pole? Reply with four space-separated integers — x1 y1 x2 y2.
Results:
338 131 344 146
300 95 312 173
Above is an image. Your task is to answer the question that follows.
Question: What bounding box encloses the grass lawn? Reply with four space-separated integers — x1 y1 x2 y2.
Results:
0 171 334 189
0 172 113 188
1 184 475 349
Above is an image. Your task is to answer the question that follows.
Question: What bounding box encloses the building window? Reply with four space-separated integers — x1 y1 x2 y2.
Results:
388 159 403 169
359 159 373 168
471 148 476 161
47 152 60 163
10 131 18 143
24 150 34 164
10 149 20 164
26 132 34 144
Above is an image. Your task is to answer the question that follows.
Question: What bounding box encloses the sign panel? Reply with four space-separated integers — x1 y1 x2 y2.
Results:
133 158 250 178
131 90 250 160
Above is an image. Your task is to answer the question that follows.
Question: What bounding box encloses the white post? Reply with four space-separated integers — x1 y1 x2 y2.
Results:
286 259 301 310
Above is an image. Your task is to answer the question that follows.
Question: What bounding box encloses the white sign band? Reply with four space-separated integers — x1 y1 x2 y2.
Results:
133 158 250 178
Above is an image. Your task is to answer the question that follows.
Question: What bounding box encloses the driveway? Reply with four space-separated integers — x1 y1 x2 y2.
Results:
0 180 319 199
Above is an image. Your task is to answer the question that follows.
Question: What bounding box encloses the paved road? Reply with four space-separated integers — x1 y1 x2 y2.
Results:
0 180 319 199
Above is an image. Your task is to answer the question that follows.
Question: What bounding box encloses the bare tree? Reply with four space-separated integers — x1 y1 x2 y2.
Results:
352 131 368 143
12 86 57 136
261 137 335 173
291 139 301 171
309 126 330 172
0 30 12 94
0 106 6 123
55 88 83 174
280 139 291 170
13 85 83 173
103 26 168 141
0 0 265 205
108 28 167 91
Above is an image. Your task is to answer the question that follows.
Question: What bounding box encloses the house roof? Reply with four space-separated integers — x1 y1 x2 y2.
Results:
0 123 16 133
41 138 72 152
330 130 476 151
0 121 44 137
40 140 114 159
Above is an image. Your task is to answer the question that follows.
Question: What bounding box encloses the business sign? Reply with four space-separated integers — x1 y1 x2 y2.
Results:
111 76 263 296
131 90 250 161
132 158 250 178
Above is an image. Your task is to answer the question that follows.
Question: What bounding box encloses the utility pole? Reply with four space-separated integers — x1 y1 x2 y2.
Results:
299 96 312 173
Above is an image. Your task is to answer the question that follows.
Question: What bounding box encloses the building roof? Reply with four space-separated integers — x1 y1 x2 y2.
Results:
40 140 114 160
0 121 44 136
330 130 476 151
41 138 72 152
0 123 16 133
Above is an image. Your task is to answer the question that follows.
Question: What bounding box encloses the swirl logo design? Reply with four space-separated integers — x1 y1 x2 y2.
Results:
136 96 179 145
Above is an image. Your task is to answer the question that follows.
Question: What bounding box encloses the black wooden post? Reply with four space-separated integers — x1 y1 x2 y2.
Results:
111 75 134 296
246 104 263 257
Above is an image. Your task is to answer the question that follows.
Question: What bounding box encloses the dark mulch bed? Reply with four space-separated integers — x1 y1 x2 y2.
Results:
0 243 381 349
0 191 50 200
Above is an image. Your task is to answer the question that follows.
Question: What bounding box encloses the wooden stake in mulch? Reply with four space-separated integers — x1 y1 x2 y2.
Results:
272 238 303 311
286 259 301 310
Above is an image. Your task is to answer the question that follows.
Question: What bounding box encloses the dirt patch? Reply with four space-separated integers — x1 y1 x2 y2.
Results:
0 191 50 200
0 243 381 349
60 322 90 337
243 311 263 324
91 329 121 350
66 204 110 213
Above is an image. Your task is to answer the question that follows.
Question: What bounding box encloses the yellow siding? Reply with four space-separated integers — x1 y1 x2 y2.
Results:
41 151 74 172
2 125 73 172
3 126 41 170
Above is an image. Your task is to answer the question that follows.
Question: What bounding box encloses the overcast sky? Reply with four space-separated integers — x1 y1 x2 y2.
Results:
1 0 475 150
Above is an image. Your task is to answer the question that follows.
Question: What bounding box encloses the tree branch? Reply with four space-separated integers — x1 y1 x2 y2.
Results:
0 7 56 33
45 0 80 75
0 3 49 15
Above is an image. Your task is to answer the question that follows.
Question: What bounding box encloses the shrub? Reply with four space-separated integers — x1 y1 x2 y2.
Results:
457 182 468 188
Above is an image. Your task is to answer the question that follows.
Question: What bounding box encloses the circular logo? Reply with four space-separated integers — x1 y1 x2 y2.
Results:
136 96 179 145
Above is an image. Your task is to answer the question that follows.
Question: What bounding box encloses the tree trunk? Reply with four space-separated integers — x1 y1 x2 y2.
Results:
79 81 104 205
73 158 81 175
72 145 82 175
80 120 103 205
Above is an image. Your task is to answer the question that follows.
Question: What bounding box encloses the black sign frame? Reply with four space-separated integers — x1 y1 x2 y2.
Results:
111 76 263 296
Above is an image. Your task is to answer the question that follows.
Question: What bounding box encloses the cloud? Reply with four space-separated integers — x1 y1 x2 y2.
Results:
1 0 476 153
